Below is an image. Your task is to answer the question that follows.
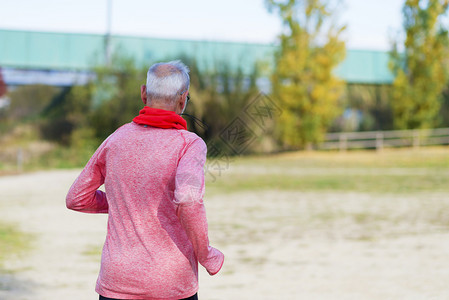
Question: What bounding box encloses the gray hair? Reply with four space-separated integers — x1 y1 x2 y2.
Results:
146 60 190 104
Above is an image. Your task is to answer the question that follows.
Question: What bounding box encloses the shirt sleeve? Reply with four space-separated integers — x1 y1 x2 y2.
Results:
66 142 109 214
174 137 224 275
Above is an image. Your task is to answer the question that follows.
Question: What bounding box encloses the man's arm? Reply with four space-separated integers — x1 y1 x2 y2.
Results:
174 138 224 275
66 144 108 214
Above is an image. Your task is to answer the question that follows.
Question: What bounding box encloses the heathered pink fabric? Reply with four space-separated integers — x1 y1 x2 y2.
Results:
66 121 224 300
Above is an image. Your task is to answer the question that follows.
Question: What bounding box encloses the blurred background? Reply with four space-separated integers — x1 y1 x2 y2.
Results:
1 0 449 299
1 0 449 169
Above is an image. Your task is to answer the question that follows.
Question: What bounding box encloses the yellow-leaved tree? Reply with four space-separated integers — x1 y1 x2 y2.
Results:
390 0 449 129
267 0 346 149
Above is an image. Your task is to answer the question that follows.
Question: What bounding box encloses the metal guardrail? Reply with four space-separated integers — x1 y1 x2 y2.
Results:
321 128 449 151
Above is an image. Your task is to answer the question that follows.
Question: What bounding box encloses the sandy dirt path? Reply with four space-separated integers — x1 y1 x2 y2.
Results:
0 170 107 300
1 170 449 299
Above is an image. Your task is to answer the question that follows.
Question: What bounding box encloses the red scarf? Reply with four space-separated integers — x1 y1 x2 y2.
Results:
133 106 187 130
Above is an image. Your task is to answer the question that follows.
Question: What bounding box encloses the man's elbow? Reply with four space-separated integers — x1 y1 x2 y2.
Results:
66 192 80 211
66 195 75 210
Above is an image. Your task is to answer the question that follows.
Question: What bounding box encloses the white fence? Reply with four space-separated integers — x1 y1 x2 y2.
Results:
320 127 449 151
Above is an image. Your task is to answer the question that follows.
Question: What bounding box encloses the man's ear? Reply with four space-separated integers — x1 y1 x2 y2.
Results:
141 85 147 105
177 90 188 114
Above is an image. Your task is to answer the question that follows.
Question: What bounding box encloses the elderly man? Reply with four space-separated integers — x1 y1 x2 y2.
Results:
66 60 224 300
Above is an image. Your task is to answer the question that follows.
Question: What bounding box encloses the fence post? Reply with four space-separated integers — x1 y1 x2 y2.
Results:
376 132 384 151
413 130 420 149
339 134 347 152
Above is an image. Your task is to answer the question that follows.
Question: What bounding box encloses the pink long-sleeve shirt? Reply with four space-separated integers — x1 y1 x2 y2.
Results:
66 122 224 300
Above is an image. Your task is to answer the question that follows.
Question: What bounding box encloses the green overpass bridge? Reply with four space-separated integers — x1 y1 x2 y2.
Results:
0 29 394 86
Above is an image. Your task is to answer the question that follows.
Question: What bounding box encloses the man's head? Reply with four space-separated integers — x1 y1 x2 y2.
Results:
141 60 190 114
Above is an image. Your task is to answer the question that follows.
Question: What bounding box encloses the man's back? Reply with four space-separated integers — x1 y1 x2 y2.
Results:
67 122 223 299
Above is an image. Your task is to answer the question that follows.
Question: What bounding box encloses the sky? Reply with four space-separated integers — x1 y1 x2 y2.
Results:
0 0 404 51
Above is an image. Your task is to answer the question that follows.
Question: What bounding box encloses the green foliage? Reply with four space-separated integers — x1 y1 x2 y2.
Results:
440 87 449 126
34 52 263 161
6 85 60 121
164 56 262 155
40 52 146 145
390 0 449 129
267 0 346 149
333 84 394 132
40 86 89 145
32 143 96 169
89 54 147 141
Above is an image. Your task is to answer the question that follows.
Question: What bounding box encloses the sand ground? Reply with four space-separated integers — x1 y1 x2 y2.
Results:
1 169 449 300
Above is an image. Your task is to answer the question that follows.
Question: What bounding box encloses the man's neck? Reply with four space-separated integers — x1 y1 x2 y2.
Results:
146 104 176 113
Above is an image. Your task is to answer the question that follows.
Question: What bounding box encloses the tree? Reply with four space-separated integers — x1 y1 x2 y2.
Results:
40 52 262 155
335 84 394 132
390 0 449 129
7 85 60 121
267 0 346 149
180 56 262 155
41 52 146 145
88 54 147 141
